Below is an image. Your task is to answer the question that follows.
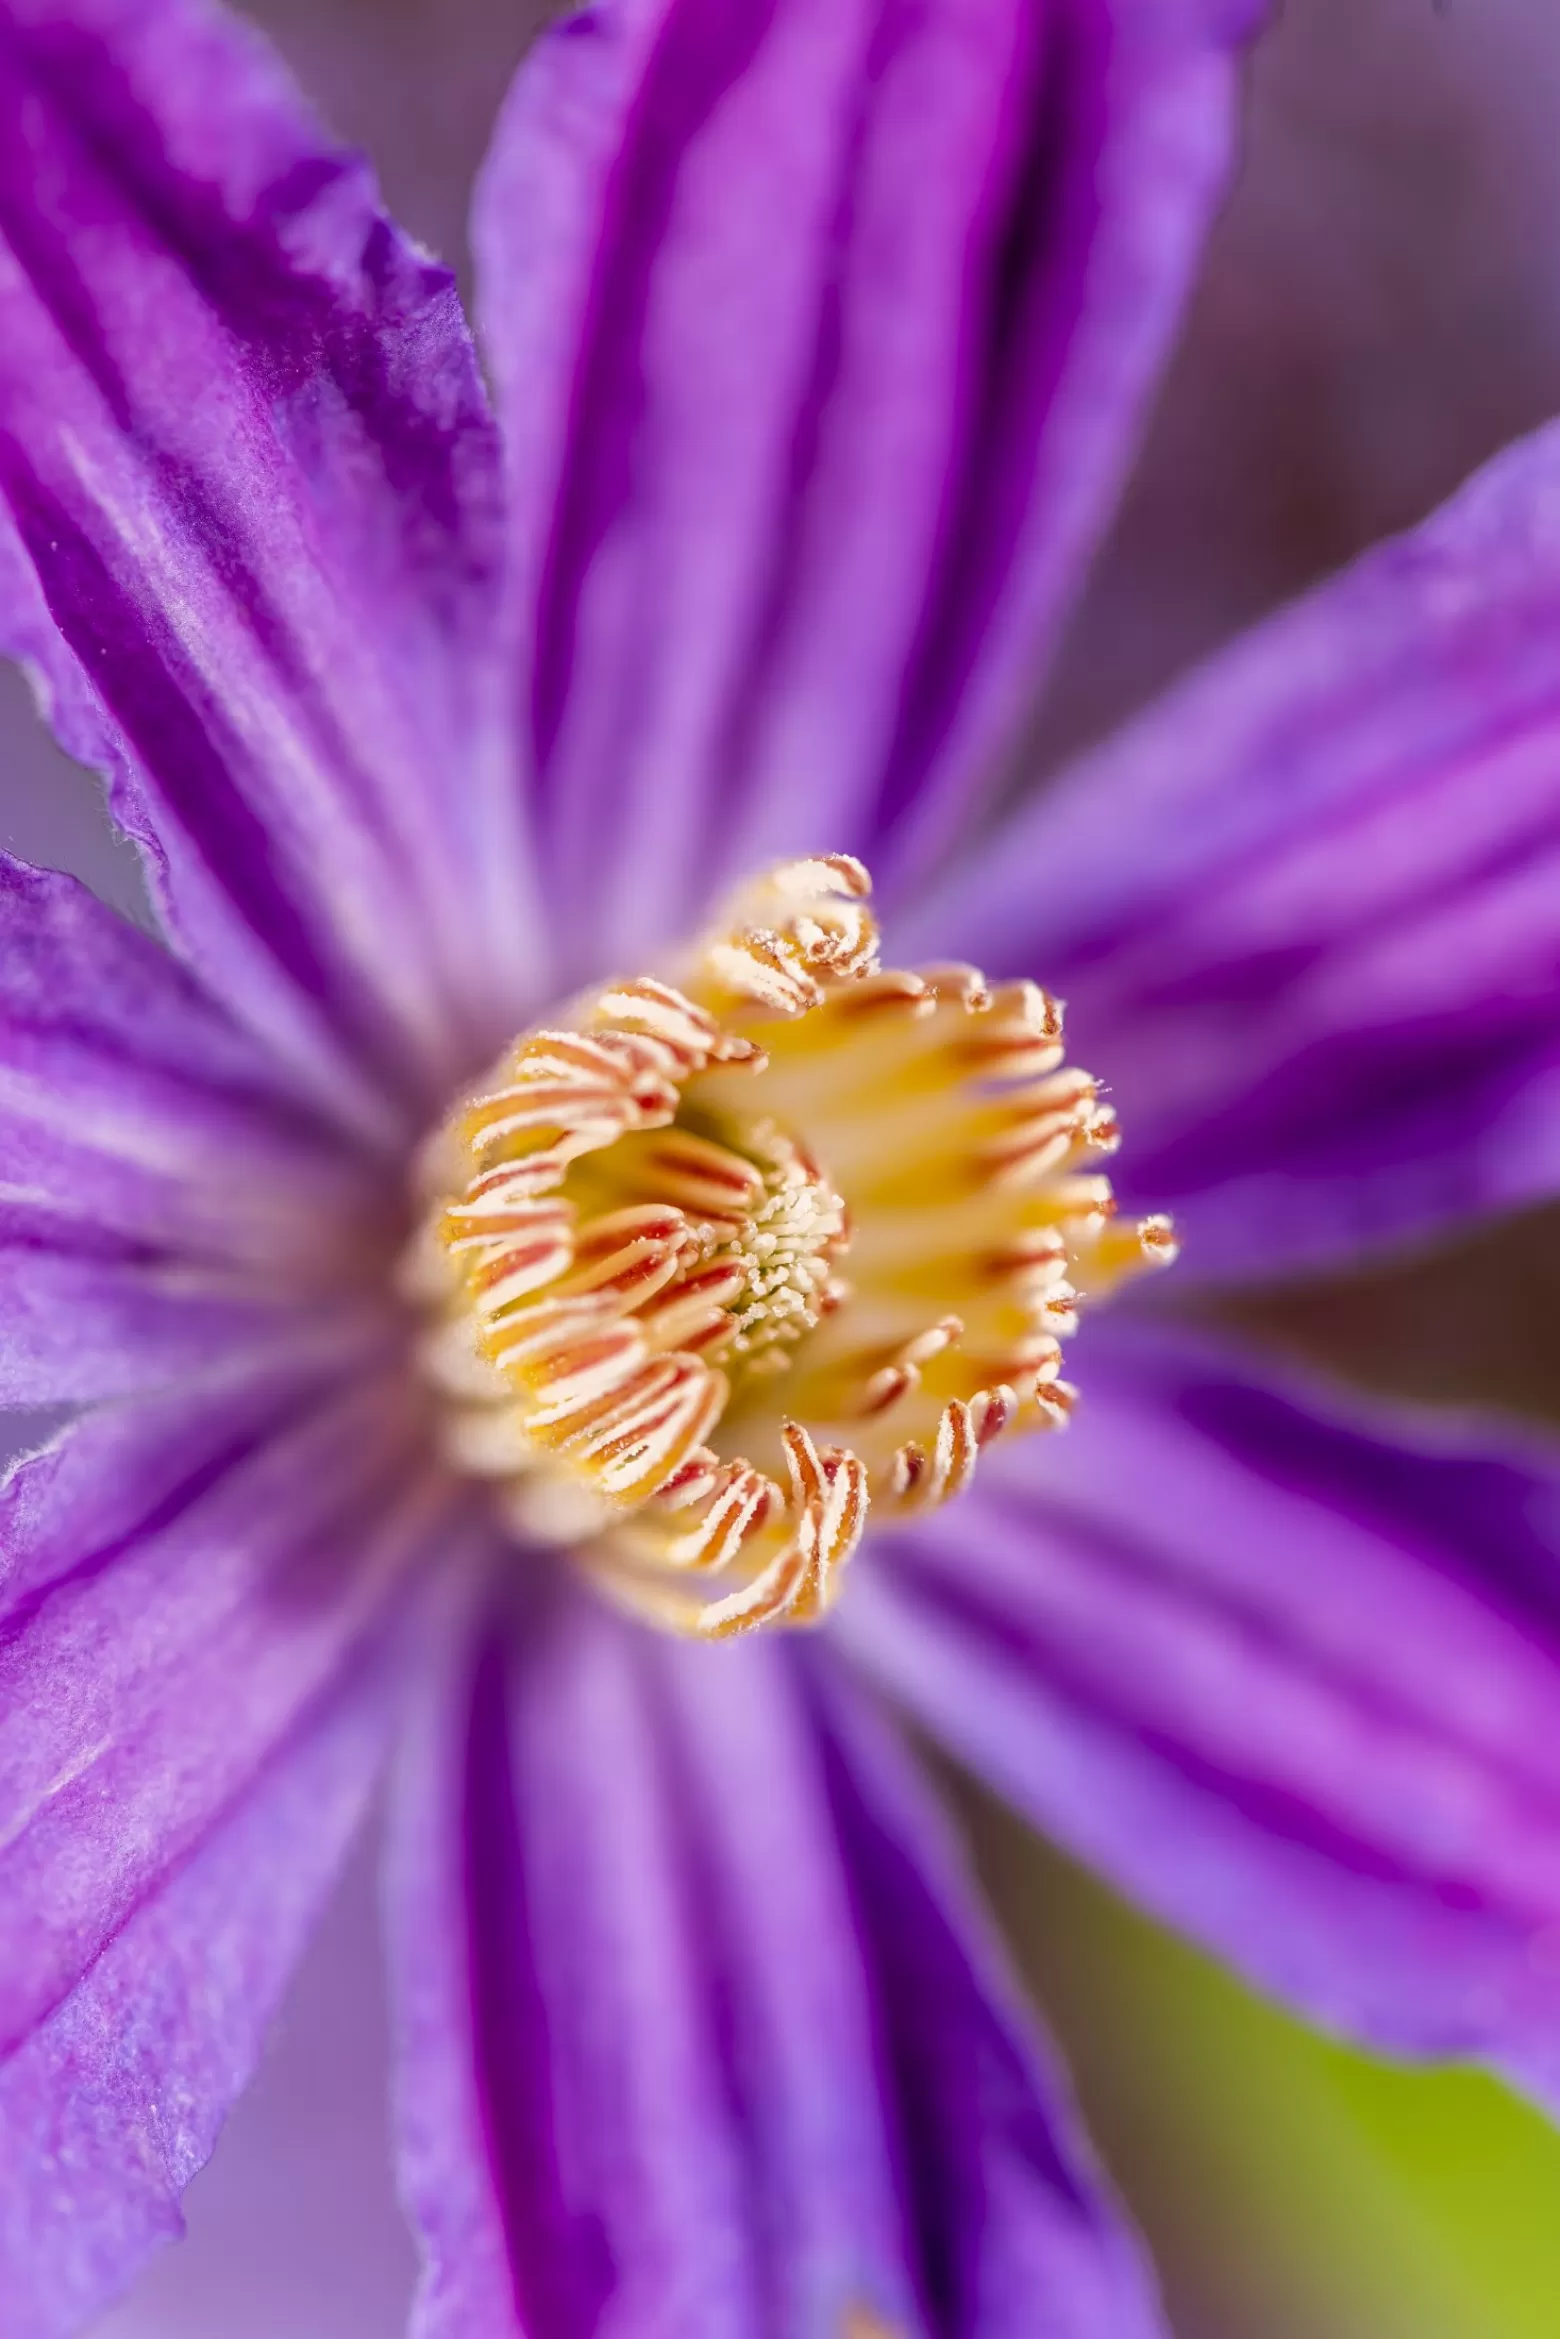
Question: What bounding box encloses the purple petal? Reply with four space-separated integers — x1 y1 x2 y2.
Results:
0 1657 390 2339
804 1652 1164 2339
0 0 531 1138
388 1578 1163 2338
837 1312 1560 2105
475 0 1256 980
0 1245 390 1407
908 420 1560 1285
0 1354 446 2062
0 851 397 1403
93 1836 416 2339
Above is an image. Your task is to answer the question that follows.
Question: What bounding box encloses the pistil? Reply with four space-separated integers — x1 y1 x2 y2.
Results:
410 858 1174 1637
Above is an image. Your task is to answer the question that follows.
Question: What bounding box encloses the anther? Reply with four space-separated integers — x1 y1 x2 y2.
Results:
411 857 1172 1639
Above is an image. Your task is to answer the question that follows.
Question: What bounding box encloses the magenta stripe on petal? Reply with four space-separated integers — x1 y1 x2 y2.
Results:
0 852 398 1402
838 1314 1560 2106
0 856 369 1262
0 856 409 1403
388 1576 1165 2338
804 1653 1163 2339
0 1659 390 2339
0 1245 391 1408
476 0 1256 981
0 0 532 1134
913 420 1560 1284
0 1363 447 2060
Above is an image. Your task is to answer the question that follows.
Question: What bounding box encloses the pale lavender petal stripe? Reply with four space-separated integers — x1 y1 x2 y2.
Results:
389 1580 1165 2337
0 1337 392 1624
0 1245 382 1407
909 420 1560 1284
0 1363 446 2060
0 0 526 1137
475 0 1258 982
0 855 371 1262
838 1314 1560 2109
388 1583 758 2339
805 1653 1164 2339
0 851 396 1403
0 1660 390 2339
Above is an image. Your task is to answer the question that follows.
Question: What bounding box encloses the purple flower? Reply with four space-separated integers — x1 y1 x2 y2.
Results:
1 0 1557 2334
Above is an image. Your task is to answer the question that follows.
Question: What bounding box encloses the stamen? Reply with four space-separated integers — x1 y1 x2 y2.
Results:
410 858 1172 1638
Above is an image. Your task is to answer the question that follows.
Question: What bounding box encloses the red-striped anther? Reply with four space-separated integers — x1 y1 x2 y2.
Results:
411 859 1173 1638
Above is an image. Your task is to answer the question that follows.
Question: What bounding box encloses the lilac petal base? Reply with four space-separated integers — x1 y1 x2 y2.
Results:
0 0 528 1131
839 1312 1560 2107
476 0 1257 980
389 1576 1163 2338
0 1245 380 1408
0 855 366 1253
909 420 1560 1284
0 1360 446 2062
0 1660 390 2339
0 853 391 1402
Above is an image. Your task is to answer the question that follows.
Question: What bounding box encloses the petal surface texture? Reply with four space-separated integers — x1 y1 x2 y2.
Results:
475 0 1256 978
0 1661 389 2339
389 1583 1164 2338
91 1837 418 2339
0 0 524 1140
0 1358 445 2067
911 421 1560 1284
0 853 383 1402
838 1313 1560 2106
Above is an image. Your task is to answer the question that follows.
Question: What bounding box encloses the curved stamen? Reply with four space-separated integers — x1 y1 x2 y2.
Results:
411 858 1174 1637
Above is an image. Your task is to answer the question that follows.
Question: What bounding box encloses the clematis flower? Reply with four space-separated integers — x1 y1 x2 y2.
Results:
3 1 1560 2335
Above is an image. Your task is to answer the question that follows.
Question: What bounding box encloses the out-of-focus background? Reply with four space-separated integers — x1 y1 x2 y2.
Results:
4 0 1545 2331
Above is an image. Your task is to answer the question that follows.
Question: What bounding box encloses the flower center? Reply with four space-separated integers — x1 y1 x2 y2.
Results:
409 857 1173 1638
560 1105 849 1384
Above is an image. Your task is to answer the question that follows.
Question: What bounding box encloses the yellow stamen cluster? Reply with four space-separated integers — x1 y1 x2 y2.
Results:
410 857 1172 1638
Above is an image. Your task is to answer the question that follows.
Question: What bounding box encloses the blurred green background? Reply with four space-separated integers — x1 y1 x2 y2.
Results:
966 1777 1560 2339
